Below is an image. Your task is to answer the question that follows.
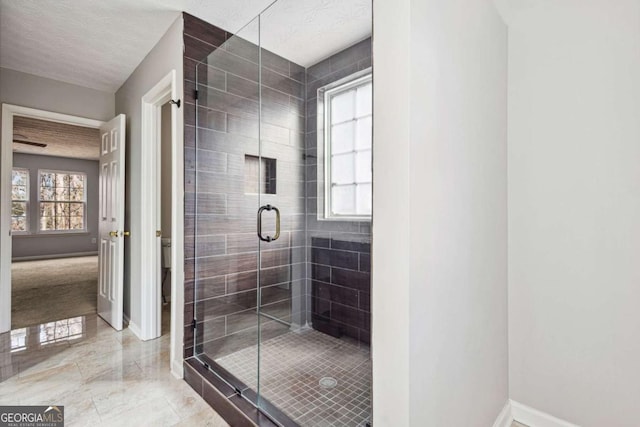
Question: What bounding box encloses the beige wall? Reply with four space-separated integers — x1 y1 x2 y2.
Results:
507 1 640 425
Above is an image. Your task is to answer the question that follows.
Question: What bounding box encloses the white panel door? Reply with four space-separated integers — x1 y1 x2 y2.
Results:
98 114 126 330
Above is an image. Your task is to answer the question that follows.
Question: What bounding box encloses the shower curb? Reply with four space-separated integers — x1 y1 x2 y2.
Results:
183 357 298 427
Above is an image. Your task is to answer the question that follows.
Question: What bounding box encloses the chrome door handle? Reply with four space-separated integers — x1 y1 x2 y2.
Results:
257 204 280 242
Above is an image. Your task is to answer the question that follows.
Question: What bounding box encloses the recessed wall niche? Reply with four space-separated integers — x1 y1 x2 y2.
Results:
244 155 277 194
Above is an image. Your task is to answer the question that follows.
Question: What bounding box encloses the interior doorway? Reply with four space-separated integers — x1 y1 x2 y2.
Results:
160 101 173 335
10 116 101 328
137 70 184 378
1 105 105 333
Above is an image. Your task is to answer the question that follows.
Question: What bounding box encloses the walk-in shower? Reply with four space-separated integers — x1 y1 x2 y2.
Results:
185 1 372 424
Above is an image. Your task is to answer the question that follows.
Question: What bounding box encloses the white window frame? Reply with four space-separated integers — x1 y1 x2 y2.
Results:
10 168 30 235
318 69 372 221
37 169 88 234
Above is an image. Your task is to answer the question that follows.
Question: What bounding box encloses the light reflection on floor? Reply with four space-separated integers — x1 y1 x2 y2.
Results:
0 311 228 427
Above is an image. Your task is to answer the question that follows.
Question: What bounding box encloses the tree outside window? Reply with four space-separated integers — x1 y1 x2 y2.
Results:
39 170 86 232
11 169 29 233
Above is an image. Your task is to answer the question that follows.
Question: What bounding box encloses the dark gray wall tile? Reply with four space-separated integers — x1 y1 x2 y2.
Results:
184 13 227 48
184 34 220 63
331 267 370 292
312 247 359 270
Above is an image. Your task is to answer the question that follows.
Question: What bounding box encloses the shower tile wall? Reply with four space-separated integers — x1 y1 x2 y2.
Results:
310 237 371 344
304 38 373 344
182 12 307 359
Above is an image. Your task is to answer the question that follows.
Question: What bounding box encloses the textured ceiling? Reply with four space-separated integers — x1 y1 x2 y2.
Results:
0 0 182 92
13 117 100 160
0 0 371 93
254 0 372 67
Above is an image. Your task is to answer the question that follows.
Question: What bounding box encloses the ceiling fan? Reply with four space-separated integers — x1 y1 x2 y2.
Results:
13 133 47 148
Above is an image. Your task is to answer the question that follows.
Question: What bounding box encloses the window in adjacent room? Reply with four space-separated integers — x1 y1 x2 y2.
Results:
320 71 372 220
11 168 29 233
38 170 86 232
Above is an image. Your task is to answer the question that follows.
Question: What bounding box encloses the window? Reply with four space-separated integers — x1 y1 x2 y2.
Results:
321 72 372 219
38 170 86 232
11 168 29 233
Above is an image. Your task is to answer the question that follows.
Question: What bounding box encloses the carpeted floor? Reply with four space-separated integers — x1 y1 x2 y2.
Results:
11 256 98 328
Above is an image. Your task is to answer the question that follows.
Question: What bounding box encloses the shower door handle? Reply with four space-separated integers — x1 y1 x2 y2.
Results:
257 204 281 242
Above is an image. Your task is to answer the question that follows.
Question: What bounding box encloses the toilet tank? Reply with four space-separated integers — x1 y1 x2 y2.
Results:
161 238 171 269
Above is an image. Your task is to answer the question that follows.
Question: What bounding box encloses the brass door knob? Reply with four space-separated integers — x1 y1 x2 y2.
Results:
121 231 131 237
109 231 118 237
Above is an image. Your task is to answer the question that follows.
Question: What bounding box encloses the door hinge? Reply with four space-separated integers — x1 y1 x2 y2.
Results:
194 89 199 101
192 319 197 330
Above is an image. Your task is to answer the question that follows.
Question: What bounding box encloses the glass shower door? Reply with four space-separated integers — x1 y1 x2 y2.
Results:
254 1 373 425
254 3 309 416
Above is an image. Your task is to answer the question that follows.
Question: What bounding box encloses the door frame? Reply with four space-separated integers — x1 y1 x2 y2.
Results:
0 103 104 333
138 70 185 378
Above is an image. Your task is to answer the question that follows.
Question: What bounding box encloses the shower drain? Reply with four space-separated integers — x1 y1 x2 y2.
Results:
319 377 338 389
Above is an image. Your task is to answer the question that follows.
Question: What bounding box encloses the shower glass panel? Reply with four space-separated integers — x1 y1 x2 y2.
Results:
192 1 372 425
192 15 264 396
255 1 373 425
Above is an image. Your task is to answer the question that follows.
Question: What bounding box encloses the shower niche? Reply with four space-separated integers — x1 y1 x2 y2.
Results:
244 155 276 195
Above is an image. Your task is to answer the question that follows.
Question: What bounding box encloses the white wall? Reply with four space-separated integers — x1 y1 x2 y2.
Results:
373 0 508 425
114 14 183 328
372 0 411 423
507 1 640 426
0 67 114 121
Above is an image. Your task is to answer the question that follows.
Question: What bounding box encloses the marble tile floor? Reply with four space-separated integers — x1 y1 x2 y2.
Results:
0 313 228 427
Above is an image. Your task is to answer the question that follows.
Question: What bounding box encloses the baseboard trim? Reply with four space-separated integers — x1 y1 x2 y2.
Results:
128 320 142 339
171 360 183 379
493 401 514 427
511 400 581 427
12 251 98 262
